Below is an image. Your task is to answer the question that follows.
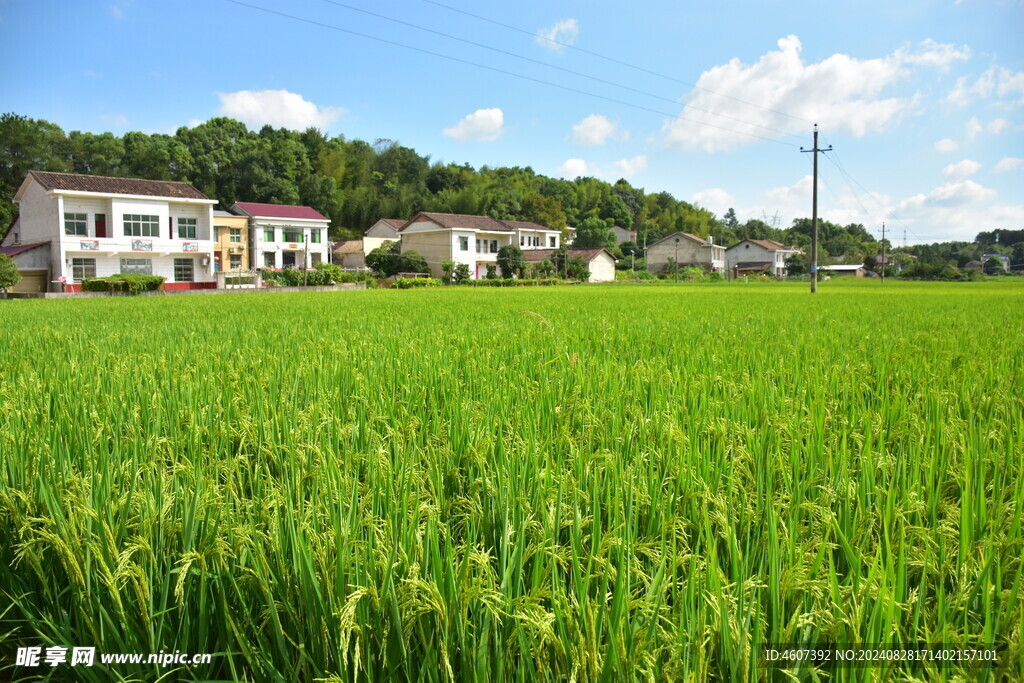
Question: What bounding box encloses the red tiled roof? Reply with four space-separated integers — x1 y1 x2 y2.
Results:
0 241 48 257
233 202 329 221
522 248 615 262
400 212 512 232
500 219 556 232
28 171 210 200
379 218 405 229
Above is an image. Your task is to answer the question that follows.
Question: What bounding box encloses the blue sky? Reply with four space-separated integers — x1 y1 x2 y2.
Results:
1 0 1021 243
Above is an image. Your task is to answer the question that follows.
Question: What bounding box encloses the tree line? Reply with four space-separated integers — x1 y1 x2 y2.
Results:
3 112 1017 269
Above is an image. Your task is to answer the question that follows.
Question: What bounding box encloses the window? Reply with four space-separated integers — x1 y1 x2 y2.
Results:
520 236 525 246
549 236 557 247
230 228 242 243
459 236 469 251
282 251 296 268
229 254 242 270
124 214 159 237
310 229 321 244
174 258 194 282
64 213 87 236
263 227 275 242
283 229 304 243
120 258 152 274
489 240 498 254
263 252 276 268
71 258 96 282
177 217 197 239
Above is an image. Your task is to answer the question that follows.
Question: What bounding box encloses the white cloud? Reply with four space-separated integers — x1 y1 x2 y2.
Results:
895 180 996 215
995 157 1024 173
943 159 982 181
693 188 735 216
109 2 128 20
895 38 971 69
556 158 591 179
555 155 647 181
663 35 913 152
948 65 1024 106
934 138 959 152
442 108 504 142
216 89 344 130
536 18 579 52
966 116 1011 142
572 114 619 145
613 155 647 178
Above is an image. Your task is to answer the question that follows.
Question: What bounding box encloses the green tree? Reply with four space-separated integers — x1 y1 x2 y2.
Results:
440 258 455 284
0 254 21 292
366 240 401 277
453 262 470 284
397 250 429 275
497 244 524 278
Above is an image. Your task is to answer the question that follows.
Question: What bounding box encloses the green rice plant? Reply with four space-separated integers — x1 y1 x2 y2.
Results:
0 279 1021 681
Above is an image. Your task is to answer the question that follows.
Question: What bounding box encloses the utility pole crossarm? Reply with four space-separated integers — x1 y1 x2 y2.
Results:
800 124 832 294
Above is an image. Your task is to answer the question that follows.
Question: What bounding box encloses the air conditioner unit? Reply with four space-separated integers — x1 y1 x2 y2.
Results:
229 247 241 254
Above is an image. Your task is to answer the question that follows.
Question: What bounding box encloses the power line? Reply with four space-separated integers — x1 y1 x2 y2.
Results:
317 0 806 143
421 0 816 127
225 0 801 149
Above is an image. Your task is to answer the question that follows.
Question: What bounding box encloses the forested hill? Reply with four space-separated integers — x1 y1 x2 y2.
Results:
1 112 885 255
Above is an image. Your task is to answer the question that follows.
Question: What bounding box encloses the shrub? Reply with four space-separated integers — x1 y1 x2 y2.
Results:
393 277 441 289
0 254 21 292
81 273 165 292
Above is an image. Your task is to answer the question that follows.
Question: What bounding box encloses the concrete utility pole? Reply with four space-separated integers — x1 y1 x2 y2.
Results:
880 222 886 285
801 124 832 293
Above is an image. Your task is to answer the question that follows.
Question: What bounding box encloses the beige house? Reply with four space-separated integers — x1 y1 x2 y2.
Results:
725 239 799 279
610 225 637 244
398 212 563 279
213 210 250 272
523 248 617 282
363 218 404 255
646 232 725 274
333 239 366 268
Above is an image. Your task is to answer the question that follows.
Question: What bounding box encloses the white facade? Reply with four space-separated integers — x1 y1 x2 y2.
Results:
9 174 217 291
232 204 331 270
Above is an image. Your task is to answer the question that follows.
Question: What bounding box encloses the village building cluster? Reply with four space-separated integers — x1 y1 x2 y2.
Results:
1 171 858 294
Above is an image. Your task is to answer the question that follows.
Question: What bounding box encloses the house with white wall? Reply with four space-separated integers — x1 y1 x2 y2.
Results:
397 212 563 279
522 247 617 282
232 202 331 270
4 171 218 291
646 232 725 274
363 218 404 254
725 239 799 279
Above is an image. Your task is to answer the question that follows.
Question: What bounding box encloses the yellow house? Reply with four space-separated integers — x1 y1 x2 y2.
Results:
213 210 250 271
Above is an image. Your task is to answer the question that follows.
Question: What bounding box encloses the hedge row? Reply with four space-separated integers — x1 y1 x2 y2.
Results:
81 274 166 292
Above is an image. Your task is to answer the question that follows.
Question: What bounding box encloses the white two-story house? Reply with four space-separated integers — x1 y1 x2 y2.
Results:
5 171 217 292
232 202 331 270
725 239 800 279
398 212 563 279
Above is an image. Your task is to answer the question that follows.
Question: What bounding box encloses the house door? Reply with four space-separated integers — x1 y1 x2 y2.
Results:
282 251 296 269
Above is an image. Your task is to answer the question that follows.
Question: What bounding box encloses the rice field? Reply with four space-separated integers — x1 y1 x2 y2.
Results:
1 279 1022 681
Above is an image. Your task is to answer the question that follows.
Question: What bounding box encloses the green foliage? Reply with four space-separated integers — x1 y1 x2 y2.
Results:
396 250 429 275
365 240 401 277
452 262 470 284
496 244 524 279
440 258 456 284
0 254 21 291
80 273 165 292
393 277 441 288
900 261 978 281
785 252 808 276
2 283 1022 681
485 264 497 280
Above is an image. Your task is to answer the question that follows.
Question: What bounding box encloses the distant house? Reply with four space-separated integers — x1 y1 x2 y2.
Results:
522 248 617 282
0 240 51 293
964 260 985 272
819 264 868 278
646 232 725 274
364 218 404 255
4 170 218 292
333 239 366 268
213 210 250 272
725 239 799 278
232 202 331 270
982 253 1010 273
397 212 563 279
564 226 577 245
610 225 637 245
